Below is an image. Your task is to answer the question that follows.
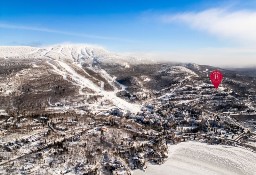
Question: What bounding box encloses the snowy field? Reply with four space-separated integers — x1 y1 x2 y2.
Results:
133 141 256 175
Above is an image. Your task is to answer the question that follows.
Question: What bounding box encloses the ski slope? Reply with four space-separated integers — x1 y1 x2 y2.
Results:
47 59 141 113
0 44 154 113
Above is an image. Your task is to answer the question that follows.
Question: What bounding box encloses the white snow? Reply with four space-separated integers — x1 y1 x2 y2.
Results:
0 46 37 58
133 141 256 175
169 66 198 77
47 59 141 113
0 44 156 65
0 109 8 116
0 45 144 113
218 86 225 91
141 76 151 82
57 60 100 91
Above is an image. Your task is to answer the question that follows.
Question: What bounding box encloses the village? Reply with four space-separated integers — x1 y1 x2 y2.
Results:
0 78 256 175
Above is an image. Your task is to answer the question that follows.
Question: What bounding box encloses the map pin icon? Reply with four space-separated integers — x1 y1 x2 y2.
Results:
210 70 223 89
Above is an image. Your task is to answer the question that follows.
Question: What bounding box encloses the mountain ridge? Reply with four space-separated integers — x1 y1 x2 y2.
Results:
0 45 256 175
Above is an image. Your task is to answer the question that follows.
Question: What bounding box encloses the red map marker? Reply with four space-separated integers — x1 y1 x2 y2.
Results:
210 70 223 89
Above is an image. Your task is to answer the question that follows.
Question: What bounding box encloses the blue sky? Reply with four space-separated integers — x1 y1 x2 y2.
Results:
1 0 256 67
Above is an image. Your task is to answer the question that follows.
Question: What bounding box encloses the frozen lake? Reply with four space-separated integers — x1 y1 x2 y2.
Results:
133 141 256 175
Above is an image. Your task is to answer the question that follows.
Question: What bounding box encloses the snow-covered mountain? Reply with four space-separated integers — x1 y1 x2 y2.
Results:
0 44 156 66
0 44 152 114
0 45 256 175
0 44 255 116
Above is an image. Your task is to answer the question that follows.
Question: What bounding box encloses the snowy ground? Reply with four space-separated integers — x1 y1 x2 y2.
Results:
47 59 141 113
133 141 256 175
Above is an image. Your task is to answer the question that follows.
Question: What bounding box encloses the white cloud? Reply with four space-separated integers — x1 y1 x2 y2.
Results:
130 47 256 68
162 8 256 44
0 22 135 42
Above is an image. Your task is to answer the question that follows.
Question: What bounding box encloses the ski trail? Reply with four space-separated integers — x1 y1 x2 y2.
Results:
47 60 141 113
57 61 101 92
